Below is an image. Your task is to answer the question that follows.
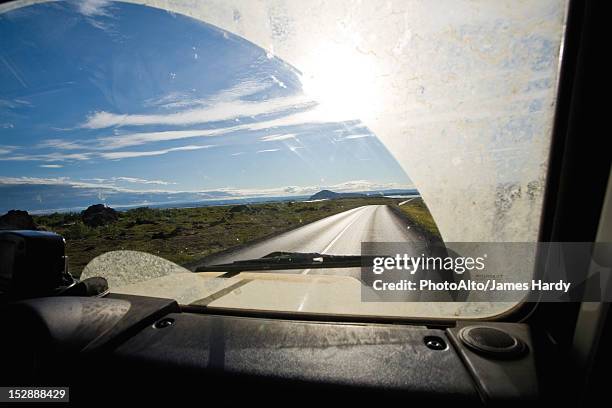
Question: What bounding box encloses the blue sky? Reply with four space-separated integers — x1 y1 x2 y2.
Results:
0 1 413 211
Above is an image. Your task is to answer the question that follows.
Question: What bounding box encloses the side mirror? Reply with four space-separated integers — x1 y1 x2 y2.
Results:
0 230 75 300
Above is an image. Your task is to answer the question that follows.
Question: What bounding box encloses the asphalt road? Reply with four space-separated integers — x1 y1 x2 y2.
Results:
195 204 454 301
199 205 427 277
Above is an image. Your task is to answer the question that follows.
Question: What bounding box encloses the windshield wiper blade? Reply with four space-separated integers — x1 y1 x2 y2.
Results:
195 251 374 274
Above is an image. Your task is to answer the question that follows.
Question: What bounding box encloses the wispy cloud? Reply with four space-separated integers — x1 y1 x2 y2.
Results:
114 177 175 185
95 129 228 149
259 133 296 142
0 146 16 155
208 80 275 103
0 152 92 162
0 176 115 189
82 176 175 185
256 148 281 153
214 180 413 197
39 164 63 168
342 133 374 140
86 104 356 150
37 139 87 150
73 0 113 17
99 144 213 160
81 95 311 129
4 79 367 165
0 176 171 193
81 79 311 129
143 91 200 110
0 98 31 109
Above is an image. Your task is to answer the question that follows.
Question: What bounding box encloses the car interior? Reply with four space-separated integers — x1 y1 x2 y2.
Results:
0 0 609 405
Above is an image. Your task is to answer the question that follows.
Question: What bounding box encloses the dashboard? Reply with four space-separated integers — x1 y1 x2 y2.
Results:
0 293 547 404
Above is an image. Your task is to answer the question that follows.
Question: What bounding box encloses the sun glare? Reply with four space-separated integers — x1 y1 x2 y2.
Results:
299 45 382 123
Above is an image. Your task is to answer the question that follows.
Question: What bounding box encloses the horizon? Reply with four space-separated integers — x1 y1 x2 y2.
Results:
1 185 420 215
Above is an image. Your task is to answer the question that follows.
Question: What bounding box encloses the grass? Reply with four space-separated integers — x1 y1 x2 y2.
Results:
33 197 422 278
396 197 442 239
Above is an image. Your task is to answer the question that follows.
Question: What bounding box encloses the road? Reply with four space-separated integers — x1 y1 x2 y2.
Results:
198 205 429 278
193 204 455 301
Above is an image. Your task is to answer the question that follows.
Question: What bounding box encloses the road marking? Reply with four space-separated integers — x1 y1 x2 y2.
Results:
301 206 370 275
398 198 416 206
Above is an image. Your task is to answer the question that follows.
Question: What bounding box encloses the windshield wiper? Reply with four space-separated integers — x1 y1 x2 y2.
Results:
195 251 374 275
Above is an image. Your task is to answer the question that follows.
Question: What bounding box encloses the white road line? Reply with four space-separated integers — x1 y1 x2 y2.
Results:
398 198 416 206
301 206 370 275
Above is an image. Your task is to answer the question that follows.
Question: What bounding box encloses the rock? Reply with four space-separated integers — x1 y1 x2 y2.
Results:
151 227 183 240
228 204 258 213
81 204 119 227
0 210 37 230
228 204 249 213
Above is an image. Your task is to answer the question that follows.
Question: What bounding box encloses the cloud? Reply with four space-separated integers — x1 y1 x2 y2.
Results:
256 149 281 153
0 146 16 155
208 79 278 103
4 79 373 166
81 176 175 185
37 139 87 150
259 133 296 142
0 176 70 185
0 176 114 189
0 152 92 162
114 177 175 185
7 71 372 165
214 180 413 197
82 95 311 129
143 92 202 110
143 78 271 111
72 0 113 17
342 133 374 140
95 129 229 150
99 145 213 160
81 79 311 129
0 98 31 109
0 176 170 193
39 164 63 168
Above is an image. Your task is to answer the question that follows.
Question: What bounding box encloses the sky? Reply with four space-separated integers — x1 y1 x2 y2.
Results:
0 0 413 212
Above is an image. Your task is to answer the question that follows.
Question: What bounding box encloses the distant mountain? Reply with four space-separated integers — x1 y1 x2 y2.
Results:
0 182 419 214
0 184 235 214
308 190 367 200
372 188 419 196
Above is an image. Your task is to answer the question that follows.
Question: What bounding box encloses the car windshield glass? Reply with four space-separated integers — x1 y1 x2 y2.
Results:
0 0 568 318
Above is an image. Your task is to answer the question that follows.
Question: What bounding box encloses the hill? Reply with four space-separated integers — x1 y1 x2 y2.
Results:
308 190 367 200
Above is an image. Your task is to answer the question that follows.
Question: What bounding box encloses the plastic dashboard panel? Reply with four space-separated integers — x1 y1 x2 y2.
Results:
108 312 479 400
0 294 541 404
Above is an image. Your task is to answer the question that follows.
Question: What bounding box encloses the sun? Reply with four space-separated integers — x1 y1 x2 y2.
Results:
299 44 382 123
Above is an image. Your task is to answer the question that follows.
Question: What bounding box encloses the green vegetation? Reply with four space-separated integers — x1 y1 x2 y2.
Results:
33 197 419 277
397 197 441 239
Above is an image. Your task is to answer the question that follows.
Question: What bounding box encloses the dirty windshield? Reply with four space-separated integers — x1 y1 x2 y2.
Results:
0 1 567 318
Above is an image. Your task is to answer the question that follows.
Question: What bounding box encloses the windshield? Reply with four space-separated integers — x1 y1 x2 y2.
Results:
0 0 568 318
